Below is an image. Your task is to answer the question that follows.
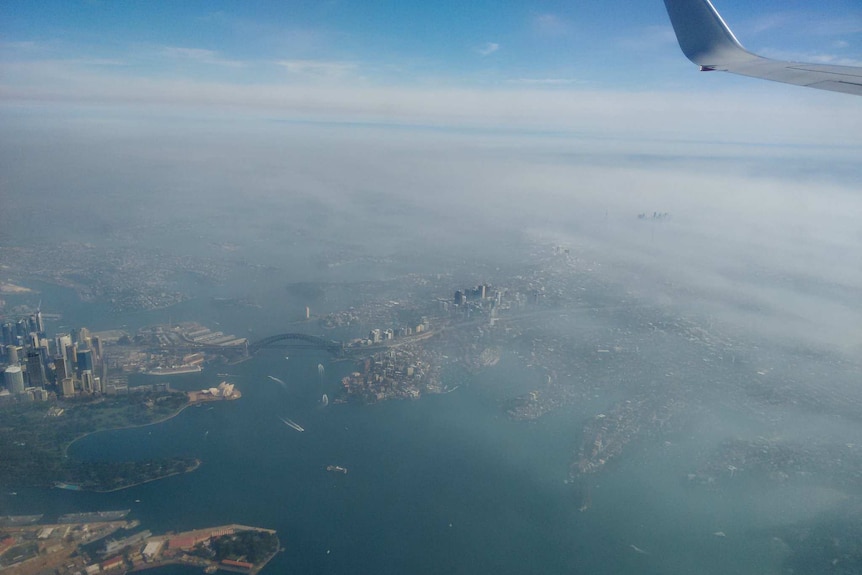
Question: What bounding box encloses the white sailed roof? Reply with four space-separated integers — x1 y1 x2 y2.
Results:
663 0 862 96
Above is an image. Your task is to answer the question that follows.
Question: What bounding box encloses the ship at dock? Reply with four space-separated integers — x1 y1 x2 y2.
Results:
326 465 348 474
144 364 202 376
58 510 130 524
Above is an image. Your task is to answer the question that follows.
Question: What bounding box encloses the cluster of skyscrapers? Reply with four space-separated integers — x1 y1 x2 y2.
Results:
1 311 107 402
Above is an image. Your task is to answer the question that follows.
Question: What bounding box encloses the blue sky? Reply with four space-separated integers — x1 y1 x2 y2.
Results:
1 0 861 140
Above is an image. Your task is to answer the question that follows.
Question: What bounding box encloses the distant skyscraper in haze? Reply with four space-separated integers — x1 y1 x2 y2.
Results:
56 334 72 356
61 377 75 397
4 366 25 394
81 370 94 393
91 335 103 361
77 349 94 375
25 351 47 388
54 356 69 381
1 322 13 346
5 344 19 365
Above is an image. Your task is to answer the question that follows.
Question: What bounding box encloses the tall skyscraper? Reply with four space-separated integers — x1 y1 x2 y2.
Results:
55 334 72 357
4 366 25 394
91 335 103 361
25 351 47 388
81 370 94 393
34 310 44 335
1 322 13 346
54 356 70 380
61 377 75 397
77 349 94 375
5 345 19 365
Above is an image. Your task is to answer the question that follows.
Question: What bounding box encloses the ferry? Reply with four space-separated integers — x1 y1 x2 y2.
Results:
326 465 348 474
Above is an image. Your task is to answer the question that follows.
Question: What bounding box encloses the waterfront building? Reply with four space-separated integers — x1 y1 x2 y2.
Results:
61 377 75 397
4 366 25 394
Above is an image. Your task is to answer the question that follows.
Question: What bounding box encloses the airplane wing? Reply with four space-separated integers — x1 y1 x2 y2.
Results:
662 0 862 96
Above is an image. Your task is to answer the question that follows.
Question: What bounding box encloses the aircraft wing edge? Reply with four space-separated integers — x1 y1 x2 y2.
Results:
663 0 862 96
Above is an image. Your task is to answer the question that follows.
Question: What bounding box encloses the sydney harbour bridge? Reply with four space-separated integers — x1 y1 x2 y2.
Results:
246 333 345 356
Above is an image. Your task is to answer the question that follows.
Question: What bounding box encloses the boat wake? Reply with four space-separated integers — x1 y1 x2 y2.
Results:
281 417 305 432
268 375 287 387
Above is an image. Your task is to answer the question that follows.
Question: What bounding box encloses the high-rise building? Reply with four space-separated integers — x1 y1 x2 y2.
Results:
77 349 94 375
5 345 19 365
1 322 13 346
61 377 75 397
55 334 72 357
4 366 25 394
81 370 94 393
54 356 70 380
34 310 44 335
25 351 47 388
15 319 28 340
91 335 103 361
75 327 91 346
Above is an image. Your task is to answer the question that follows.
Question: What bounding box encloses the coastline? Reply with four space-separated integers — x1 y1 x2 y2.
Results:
55 398 212 492
63 399 197 458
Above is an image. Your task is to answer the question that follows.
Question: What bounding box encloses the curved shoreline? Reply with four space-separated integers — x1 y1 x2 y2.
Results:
89 458 202 493
64 399 196 458
58 398 205 492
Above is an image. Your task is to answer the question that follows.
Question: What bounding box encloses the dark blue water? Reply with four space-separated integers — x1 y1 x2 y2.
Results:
0 284 809 574
1 342 800 574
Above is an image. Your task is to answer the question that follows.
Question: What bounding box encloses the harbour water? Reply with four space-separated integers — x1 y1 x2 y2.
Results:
2 343 804 574
0 282 849 574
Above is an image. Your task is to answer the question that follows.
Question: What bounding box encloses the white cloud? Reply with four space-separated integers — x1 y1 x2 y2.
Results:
477 42 500 57
508 78 580 85
276 59 358 77
162 46 245 67
1 59 860 148
532 13 570 37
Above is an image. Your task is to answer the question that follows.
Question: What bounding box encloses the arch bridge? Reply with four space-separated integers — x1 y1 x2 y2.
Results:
248 333 344 356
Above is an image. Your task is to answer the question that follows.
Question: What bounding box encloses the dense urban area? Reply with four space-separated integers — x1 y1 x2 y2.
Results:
1 240 861 573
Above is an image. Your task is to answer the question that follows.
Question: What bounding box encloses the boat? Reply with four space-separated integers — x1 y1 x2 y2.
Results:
321 393 329 407
144 364 202 376
280 417 305 432
326 465 348 474
318 363 325 376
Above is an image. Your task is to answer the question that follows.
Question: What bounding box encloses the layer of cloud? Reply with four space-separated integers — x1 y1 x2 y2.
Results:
162 46 245 67
477 42 500 56
276 59 358 78
532 13 570 37
1 59 860 147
